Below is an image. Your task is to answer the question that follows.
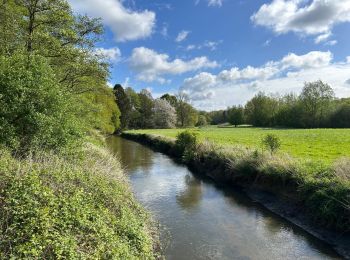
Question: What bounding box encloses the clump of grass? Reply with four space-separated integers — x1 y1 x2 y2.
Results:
333 157 350 182
0 144 157 259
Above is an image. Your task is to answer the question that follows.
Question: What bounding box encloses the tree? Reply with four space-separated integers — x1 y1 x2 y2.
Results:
161 94 178 107
300 80 335 128
245 92 279 127
330 104 350 128
175 92 198 127
0 53 82 153
228 106 244 127
125 87 141 129
138 89 154 129
153 99 177 129
113 84 132 129
196 115 208 127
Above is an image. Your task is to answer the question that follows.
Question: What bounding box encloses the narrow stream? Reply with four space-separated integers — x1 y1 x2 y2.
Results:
107 136 342 260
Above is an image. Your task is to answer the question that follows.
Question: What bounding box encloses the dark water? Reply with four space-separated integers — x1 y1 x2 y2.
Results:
107 136 342 260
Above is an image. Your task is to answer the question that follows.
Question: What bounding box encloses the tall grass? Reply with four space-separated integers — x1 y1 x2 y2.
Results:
0 143 158 259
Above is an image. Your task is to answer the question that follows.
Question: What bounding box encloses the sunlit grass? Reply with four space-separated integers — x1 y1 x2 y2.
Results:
127 127 350 164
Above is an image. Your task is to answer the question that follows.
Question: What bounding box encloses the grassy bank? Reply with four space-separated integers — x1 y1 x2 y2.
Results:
122 131 350 234
0 140 158 259
128 127 350 164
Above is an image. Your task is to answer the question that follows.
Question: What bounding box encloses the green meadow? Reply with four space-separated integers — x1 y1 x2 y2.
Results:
127 127 350 164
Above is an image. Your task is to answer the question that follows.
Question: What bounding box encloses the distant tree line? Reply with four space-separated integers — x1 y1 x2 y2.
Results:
209 81 350 128
113 84 200 130
113 80 349 130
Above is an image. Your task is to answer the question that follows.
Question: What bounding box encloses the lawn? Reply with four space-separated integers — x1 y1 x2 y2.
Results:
127 127 350 164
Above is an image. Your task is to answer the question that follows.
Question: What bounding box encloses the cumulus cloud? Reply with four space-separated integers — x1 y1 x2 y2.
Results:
176 31 190 42
68 0 156 42
128 47 219 83
251 0 350 43
180 51 350 110
93 47 121 61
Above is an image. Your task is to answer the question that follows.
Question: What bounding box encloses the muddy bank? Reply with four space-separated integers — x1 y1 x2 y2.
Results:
121 132 350 259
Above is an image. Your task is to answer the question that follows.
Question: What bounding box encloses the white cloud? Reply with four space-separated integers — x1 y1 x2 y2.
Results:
251 0 350 43
185 40 222 51
128 47 219 83
281 51 332 69
68 0 156 42
176 30 190 42
208 0 223 7
94 47 121 61
314 32 331 43
194 0 223 7
325 40 337 46
180 51 350 110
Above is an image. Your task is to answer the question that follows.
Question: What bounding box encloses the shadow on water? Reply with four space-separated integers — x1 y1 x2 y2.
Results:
107 136 342 260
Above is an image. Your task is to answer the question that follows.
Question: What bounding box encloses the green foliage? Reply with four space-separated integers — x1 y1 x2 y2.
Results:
0 54 82 153
262 134 281 155
245 92 279 127
300 80 335 128
114 84 132 129
196 115 208 127
84 87 121 134
227 106 244 127
175 131 198 162
0 145 156 259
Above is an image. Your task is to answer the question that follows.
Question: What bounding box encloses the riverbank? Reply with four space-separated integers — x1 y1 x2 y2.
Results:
121 132 350 258
0 136 160 259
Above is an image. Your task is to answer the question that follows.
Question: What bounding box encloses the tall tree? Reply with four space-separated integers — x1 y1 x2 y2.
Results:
138 89 154 129
175 92 198 127
228 106 244 127
300 80 335 128
245 92 279 127
113 84 131 129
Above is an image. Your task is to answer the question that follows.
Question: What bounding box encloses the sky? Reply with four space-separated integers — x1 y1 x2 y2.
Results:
68 0 350 111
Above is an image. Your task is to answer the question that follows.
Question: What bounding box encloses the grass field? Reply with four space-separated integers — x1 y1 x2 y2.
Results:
127 127 350 164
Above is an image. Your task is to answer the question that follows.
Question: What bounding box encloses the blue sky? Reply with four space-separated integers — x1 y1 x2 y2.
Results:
69 0 350 110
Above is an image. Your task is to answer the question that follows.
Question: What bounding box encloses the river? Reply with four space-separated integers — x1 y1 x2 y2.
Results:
107 136 342 260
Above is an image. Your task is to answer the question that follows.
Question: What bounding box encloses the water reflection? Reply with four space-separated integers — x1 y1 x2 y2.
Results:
107 136 341 260
176 174 203 210
107 135 154 173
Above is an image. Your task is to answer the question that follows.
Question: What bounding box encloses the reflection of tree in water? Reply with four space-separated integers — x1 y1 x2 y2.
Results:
176 174 203 209
106 137 154 173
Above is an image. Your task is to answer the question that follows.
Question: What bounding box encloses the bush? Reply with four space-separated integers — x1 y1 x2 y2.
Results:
175 131 198 162
262 134 281 155
0 54 82 153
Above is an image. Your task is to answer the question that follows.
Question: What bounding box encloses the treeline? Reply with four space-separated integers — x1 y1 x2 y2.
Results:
210 81 350 128
114 80 350 130
114 84 201 130
0 0 121 153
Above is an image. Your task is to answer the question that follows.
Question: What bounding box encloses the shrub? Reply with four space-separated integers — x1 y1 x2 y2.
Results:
262 134 281 155
175 131 198 162
0 54 82 153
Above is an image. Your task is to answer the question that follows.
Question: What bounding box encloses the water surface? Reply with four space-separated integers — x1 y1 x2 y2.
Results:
107 136 341 260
